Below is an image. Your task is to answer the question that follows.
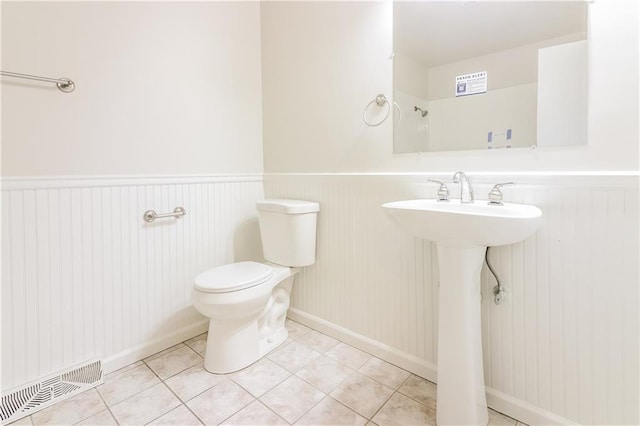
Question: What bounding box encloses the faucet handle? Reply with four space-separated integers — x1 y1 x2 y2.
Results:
428 179 450 202
488 182 515 205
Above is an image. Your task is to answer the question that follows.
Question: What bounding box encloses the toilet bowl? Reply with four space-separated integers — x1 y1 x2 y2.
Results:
192 199 319 374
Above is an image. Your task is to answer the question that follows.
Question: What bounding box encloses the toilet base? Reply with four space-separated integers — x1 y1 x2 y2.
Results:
202 318 289 374
202 273 296 374
259 325 288 359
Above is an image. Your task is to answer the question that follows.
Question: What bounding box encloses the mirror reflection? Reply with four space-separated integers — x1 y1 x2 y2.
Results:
393 1 588 154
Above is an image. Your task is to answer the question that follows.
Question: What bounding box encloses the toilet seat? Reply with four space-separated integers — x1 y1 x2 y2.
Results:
194 261 274 293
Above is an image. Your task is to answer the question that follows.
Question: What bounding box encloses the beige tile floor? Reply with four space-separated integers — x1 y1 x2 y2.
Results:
12 320 527 426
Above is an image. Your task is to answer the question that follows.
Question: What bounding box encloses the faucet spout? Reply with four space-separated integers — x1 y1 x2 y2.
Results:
453 171 474 203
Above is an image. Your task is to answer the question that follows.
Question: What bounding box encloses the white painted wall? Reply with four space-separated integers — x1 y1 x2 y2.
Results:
262 0 639 172
1 2 264 176
261 2 393 173
393 51 429 99
537 41 588 147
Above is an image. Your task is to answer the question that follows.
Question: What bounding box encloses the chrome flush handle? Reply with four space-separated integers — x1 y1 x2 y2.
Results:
487 182 515 205
428 179 450 202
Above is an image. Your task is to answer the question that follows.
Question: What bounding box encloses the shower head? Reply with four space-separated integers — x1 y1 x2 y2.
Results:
414 106 428 117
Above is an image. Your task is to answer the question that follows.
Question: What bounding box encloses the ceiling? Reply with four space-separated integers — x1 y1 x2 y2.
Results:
394 1 588 68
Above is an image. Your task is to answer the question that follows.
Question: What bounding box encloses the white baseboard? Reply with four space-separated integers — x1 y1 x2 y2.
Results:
287 308 438 383
486 388 578 426
102 319 209 374
288 308 576 426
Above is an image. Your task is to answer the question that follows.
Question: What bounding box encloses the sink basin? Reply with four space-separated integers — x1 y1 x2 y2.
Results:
382 199 541 247
382 198 542 425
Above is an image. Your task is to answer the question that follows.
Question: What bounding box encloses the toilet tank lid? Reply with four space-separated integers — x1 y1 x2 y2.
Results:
256 199 320 214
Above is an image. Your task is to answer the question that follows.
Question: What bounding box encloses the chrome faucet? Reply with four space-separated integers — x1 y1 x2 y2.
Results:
453 171 474 203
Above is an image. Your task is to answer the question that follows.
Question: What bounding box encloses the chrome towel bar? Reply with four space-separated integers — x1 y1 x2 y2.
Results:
0 70 75 93
143 207 186 223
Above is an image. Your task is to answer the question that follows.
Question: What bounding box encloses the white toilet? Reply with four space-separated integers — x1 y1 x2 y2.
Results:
192 199 319 374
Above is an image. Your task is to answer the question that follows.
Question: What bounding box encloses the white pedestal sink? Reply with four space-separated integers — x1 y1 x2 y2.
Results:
382 199 542 426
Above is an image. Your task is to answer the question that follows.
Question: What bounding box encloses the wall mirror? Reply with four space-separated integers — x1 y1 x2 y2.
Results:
392 1 588 154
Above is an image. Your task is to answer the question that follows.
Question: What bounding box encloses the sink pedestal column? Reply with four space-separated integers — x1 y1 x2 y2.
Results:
436 245 488 426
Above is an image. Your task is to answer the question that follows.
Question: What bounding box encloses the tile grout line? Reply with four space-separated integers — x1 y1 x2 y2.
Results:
361 366 415 422
312 394 372 424
47 389 112 426
93 387 122 426
99 363 163 408
284 325 424 423
290 394 332 425
107 341 193 414
178 375 232 407
204 357 293 425
252 360 325 425
104 360 145 381
142 342 187 364
365 388 396 422
395 374 438 411
156 338 289 425
265 341 360 423
141 355 205 426
142 344 202 382
213 398 261 426
141 346 212 426
260 402 293 425
247 330 371 425
294 362 357 396
229 363 293 401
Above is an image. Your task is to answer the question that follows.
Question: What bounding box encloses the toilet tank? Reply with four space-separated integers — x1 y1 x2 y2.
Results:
256 199 319 267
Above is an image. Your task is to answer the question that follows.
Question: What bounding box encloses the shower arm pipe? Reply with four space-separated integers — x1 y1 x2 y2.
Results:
0 70 75 93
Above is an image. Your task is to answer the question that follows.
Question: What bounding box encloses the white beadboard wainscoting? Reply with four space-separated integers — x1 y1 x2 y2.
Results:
265 172 639 426
1 175 264 393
